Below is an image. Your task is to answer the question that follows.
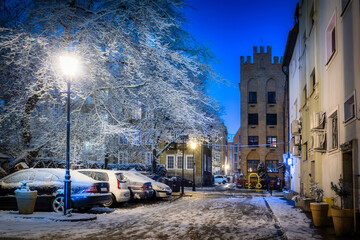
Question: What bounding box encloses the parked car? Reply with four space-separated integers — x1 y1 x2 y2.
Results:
115 171 154 200
166 175 193 187
75 169 130 207
214 175 228 184
0 168 111 212
124 171 172 198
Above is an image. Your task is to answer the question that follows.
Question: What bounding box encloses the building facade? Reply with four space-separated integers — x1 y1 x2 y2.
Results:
284 0 360 225
226 128 241 176
159 140 213 186
239 46 287 187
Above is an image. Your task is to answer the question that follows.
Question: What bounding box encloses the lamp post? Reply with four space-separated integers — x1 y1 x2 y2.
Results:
180 134 188 196
59 54 79 215
190 142 196 191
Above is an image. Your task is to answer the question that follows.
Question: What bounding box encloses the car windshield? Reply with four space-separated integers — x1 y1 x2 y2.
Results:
78 171 109 181
127 172 153 182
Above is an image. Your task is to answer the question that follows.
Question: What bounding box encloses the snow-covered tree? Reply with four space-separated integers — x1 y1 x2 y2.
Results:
0 0 223 166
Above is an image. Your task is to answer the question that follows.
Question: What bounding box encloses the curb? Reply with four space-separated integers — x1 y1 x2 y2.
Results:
6 211 97 222
263 197 288 240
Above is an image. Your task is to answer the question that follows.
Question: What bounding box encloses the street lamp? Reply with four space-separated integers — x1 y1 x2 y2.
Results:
180 134 188 196
190 141 196 191
59 54 79 215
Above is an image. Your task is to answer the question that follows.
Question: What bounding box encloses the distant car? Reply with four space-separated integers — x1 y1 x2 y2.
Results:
126 171 172 198
214 175 228 184
0 168 111 212
116 171 154 200
166 175 193 187
75 169 131 207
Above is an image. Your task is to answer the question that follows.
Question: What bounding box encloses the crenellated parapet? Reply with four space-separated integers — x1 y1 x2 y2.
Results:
240 46 282 65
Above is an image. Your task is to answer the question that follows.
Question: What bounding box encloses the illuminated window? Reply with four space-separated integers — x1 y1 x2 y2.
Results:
266 160 279 173
247 160 260 172
267 136 277 148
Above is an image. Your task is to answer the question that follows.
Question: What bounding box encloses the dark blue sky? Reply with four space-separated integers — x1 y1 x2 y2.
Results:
184 0 298 134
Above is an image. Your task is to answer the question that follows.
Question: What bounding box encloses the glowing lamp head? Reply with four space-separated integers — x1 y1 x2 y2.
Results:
225 164 230 170
59 54 79 76
190 142 197 150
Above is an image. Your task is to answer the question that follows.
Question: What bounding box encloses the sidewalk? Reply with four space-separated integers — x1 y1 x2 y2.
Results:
265 196 360 240
0 211 97 222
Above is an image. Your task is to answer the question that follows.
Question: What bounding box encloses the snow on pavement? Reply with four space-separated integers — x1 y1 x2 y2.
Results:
265 196 322 240
0 196 280 240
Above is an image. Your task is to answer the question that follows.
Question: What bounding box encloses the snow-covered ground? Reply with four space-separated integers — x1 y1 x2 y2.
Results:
0 193 325 240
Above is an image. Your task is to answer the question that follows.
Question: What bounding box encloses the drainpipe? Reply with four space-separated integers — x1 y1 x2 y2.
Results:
282 65 290 190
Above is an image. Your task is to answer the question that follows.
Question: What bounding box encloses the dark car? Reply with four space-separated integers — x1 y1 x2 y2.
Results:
0 168 111 212
167 175 193 187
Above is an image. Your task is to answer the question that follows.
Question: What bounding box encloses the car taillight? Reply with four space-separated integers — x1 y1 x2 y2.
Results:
141 184 147 190
85 184 98 193
117 180 121 190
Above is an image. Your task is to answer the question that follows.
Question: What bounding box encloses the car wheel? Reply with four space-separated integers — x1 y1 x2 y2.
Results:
222 180 226 184
103 194 116 208
51 196 65 213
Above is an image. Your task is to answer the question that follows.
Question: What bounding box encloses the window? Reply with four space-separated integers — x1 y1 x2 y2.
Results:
145 152 152 165
248 114 258 125
341 0 351 16
344 93 355 122
177 156 183 169
118 135 128 145
239 135 241 143
234 145 238 152
247 160 260 172
248 136 259 146
229 154 232 160
328 111 338 150
118 151 128 165
302 85 307 107
267 136 277 148
266 160 279 173
167 155 175 169
186 156 194 170
310 69 316 93
268 92 276 104
249 92 257 103
0 99 5 111
266 114 277 125
234 154 237 162
326 14 336 64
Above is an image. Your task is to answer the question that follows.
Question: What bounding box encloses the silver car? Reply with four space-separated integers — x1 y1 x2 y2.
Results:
121 171 172 198
76 169 130 207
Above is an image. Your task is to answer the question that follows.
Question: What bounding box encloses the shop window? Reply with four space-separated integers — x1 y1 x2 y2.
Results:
247 160 260 172
266 160 279 173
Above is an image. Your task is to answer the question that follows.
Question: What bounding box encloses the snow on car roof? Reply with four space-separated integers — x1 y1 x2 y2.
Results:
0 168 98 183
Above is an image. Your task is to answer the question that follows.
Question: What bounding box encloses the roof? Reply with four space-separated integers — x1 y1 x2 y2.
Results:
282 21 299 68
